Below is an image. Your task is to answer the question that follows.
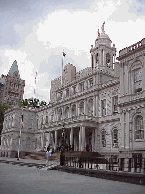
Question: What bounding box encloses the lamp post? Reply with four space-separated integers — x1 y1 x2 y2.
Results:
60 124 65 166
17 109 23 160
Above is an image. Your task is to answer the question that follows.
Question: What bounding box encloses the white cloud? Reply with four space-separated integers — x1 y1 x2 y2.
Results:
0 0 145 103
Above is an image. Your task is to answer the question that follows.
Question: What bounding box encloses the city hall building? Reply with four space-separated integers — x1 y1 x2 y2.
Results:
1 24 145 171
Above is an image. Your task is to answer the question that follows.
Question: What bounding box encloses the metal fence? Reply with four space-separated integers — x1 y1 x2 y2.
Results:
65 156 145 174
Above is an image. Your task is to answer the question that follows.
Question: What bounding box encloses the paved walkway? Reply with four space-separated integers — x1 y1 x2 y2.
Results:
0 157 60 169
0 161 144 194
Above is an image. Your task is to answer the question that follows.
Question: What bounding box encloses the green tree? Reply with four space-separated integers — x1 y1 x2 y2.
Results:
18 97 47 108
0 104 10 138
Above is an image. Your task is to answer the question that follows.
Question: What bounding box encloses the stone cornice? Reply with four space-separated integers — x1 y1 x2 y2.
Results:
43 115 98 129
53 67 115 93
98 114 120 124
117 38 145 61
50 79 119 108
119 91 145 107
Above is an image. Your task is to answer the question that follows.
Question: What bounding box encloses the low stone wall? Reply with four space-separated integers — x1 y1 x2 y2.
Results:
53 166 145 185
0 150 32 158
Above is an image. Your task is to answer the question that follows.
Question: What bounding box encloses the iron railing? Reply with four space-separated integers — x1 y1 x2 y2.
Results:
65 156 145 174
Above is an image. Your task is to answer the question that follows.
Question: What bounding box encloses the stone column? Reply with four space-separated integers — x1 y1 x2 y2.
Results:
54 130 58 151
95 95 99 117
94 127 99 152
70 127 73 147
124 64 128 95
125 111 130 149
81 126 85 151
110 53 113 68
62 106 64 120
84 98 87 115
103 50 106 66
41 132 45 150
120 64 124 96
79 127 82 151
93 54 96 67
76 101 78 116
120 113 125 149
69 104 71 118
129 121 133 150
92 129 95 152
93 96 96 116
48 132 51 146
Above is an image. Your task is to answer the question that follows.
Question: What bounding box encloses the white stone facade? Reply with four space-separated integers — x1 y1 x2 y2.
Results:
1 25 145 172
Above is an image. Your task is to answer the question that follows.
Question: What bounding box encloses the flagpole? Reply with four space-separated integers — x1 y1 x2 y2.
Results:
34 72 37 99
62 54 63 85
61 49 66 85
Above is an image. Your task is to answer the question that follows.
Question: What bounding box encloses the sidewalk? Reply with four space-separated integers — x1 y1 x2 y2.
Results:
0 157 60 169
0 157 145 185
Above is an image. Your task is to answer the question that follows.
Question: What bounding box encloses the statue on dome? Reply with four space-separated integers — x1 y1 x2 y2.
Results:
101 21 105 34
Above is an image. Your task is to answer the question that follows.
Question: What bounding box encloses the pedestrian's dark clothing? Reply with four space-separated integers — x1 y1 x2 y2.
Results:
47 146 50 151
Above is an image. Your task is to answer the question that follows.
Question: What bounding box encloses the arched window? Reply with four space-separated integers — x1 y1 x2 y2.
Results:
51 110 54 121
88 99 93 116
106 53 110 67
96 53 99 65
46 116 48 123
112 129 118 147
134 68 142 93
64 107 69 118
72 104 76 116
135 116 144 140
79 101 84 114
101 130 106 147
35 138 37 149
58 108 62 120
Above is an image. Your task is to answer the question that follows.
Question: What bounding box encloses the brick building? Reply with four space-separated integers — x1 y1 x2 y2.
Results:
0 60 25 106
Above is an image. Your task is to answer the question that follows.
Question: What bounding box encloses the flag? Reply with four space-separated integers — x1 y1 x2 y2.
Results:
98 29 100 37
62 51 66 57
22 124 23 129
35 72 37 79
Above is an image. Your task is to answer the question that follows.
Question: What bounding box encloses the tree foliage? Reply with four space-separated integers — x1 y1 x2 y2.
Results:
0 104 10 135
18 97 47 108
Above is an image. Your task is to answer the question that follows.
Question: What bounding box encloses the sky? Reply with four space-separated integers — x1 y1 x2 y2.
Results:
0 0 145 103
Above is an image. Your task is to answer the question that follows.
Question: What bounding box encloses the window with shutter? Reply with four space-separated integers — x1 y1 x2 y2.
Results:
135 116 144 140
112 129 118 147
134 68 142 93
113 96 118 113
101 130 106 147
101 99 106 116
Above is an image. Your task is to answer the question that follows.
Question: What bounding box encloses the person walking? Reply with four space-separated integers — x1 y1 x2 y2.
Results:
46 150 51 166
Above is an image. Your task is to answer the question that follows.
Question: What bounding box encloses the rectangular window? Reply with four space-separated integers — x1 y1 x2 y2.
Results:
57 91 62 100
134 68 142 93
72 86 76 95
101 99 106 116
46 116 48 123
112 129 118 147
112 96 118 113
102 131 106 147
89 78 93 88
79 82 84 92
66 88 69 97
37 119 39 129
41 117 43 128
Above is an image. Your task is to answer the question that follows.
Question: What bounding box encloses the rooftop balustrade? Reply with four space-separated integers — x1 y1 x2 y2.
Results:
119 38 145 58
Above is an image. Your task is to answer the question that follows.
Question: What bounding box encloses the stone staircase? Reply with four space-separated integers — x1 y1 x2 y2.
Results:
24 151 103 162
24 151 60 161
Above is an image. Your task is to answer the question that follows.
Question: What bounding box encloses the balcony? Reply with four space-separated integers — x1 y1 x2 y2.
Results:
44 114 98 129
